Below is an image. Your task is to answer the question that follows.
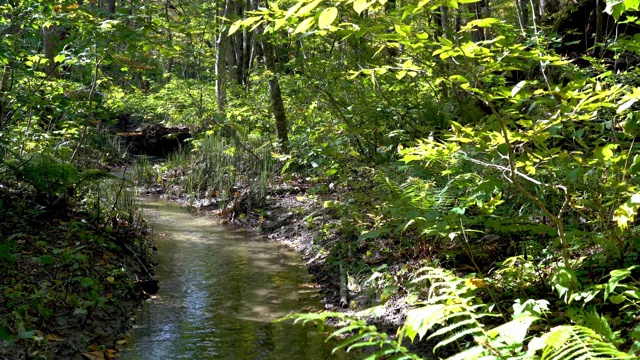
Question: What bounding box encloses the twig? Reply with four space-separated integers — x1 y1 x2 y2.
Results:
70 53 101 164
459 218 481 274
339 262 349 308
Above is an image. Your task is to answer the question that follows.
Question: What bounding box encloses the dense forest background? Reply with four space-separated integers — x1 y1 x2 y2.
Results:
3 0 640 358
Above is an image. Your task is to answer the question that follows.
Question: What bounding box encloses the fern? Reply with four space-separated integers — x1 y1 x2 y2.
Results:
284 311 422 359
567 308 623 346
76 169 121 188
7 154 78 196
400 267 631 360
399 267 504 358
532 325 631 360
288 266 632 359
373 171 455 213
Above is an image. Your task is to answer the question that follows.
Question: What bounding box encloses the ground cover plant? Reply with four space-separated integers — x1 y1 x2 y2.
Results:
0 154 155 359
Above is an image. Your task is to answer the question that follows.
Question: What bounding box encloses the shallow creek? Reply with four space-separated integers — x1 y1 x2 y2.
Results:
119 197 351 359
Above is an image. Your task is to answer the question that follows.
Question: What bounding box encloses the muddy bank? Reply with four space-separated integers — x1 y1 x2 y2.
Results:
0 188 157 360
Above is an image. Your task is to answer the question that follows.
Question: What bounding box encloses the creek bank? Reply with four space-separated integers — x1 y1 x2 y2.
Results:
135 176 421 351
0 188 157 360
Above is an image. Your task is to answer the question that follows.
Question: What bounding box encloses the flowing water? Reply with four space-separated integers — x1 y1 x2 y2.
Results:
119 197 351 360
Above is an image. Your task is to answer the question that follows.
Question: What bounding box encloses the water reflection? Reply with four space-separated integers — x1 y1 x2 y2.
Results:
120 198 351 360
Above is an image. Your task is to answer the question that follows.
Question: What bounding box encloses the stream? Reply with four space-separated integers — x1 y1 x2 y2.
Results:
119 197 351 359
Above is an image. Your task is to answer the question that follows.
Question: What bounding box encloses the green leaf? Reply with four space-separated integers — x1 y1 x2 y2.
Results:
538 325 629 359
318 7 338 29
553 267 578 303
395 24 411 37
98 20 118 31
567 167 582 181
80 277 95 287
228 21 242 36
618 98 637 113
273 17 288 31
285 1 305 19
488 315 539 345
293 17 315 34
425 210 439 220
594 144 618 162
353 0 369 14
358 229 382 240
604 0 637 20
53 54 65 63
34 255 54 265
0 326 12 341
402 305 446 342
612 193 640 228
296 0 323 16
609 294 625 304
630 155 640 174
460 17 500 32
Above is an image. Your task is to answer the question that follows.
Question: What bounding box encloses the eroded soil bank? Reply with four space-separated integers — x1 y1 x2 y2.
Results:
0 187 157 360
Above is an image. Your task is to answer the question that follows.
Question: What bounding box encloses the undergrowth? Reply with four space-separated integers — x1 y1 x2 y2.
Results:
132 131 274 216
0 153 154 359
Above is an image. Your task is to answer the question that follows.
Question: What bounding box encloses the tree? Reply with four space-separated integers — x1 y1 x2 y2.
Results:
261 38 288 153
215 0 233 110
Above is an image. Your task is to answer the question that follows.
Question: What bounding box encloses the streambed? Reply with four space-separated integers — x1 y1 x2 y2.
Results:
119 197 351 359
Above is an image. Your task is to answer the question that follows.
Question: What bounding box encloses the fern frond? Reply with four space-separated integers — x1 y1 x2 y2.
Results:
445 345 487 360
373 171 441 212
583 311 620 345
538 325 630 360
430 318 481 339
432 326 484 351
76 169 121 187
400 266 499 358
374 172 405 199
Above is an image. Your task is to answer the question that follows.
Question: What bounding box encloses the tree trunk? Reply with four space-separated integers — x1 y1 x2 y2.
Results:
537 0 546 18
440 6 450 38
215 35 229 110
470 2 485 42
107 0 116 15
515 0 528 30
42 23 59 78
594 0 603 54
245 0 260 91
262 40 289 153
215 0 232 111
242 25 252 86
165 0 174 77
227 35 239 83
484 2 492 40
0 65 10 129
233 31 244 85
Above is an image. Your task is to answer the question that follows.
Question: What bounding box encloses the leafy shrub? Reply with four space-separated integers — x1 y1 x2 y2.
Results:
6 154 79 197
